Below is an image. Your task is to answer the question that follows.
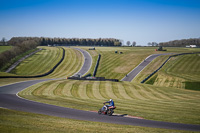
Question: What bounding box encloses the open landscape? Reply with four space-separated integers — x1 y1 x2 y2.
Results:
1 45 200 132
1 0 200 132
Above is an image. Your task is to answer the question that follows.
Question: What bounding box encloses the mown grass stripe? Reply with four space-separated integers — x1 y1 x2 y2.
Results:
105 81 117 99
92 81 104 99
86 81 95 99
117 82 132 100
78 81 90 99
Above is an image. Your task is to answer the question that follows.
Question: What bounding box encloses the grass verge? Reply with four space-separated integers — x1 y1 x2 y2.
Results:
0 108 192 133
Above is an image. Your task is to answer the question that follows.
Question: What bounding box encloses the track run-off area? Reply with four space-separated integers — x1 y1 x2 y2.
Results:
0 47 200 132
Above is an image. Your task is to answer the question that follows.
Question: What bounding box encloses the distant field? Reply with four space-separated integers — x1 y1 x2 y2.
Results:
19 79 200 125
79 47 200 80
79 47 166 80
0 46 12 53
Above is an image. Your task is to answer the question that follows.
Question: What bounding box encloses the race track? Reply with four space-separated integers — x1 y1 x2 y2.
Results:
121 53 173 81
0 49 200 131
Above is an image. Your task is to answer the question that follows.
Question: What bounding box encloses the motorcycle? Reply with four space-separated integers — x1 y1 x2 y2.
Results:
98 103 116 116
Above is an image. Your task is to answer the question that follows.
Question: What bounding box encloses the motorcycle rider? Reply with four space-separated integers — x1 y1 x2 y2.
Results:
103 99 114 111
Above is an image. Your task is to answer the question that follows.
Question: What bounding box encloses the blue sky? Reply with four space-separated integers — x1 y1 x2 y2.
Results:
0 0 200 45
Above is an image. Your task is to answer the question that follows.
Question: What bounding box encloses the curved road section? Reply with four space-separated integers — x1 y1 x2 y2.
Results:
72 48 92 77
121 53 173 81
0 50 200 131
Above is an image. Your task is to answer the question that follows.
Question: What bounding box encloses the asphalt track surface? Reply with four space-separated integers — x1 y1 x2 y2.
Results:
72 48 92 77
121 53 174 81
0 50 200 131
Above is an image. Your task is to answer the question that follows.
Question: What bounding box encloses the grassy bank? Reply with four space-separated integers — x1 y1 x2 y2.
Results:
19 79 200 125
144 53 200 89
10 47 63 76
0 108 192 133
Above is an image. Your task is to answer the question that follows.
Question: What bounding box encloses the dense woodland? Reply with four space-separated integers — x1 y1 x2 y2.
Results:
7 37 122 46
159 38 200 47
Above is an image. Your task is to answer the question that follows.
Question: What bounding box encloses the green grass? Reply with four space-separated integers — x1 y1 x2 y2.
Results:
133 55 170 83
144 53 200 89
0 108 191 133
0 48 38 72
11 46 63 76
0 47 83 86
78 47 167 80
185 82 200 91
19 79 200 125
46 47 83 78
0 46 12 53
146 74 158 85
2 46 200 132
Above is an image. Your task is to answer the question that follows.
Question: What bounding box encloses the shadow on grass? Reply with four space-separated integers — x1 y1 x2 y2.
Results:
185 82 200 91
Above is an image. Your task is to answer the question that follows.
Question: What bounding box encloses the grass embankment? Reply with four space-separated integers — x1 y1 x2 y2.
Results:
10 46 83 78
19 79 200 125
133 55 170 83
79 47 167 80
142 53 200 89
46 47 83 78
0 47 83 86
0 46 12 53
10 46 63 76
0 48 39 72
0 108 190 133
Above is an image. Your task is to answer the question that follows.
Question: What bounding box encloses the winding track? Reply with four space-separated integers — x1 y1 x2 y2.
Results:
121 53 174 81
0 49 200 131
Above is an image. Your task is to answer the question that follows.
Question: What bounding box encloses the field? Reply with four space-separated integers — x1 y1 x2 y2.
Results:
19 79 200 125
0 46 12 53
141 53 200 90
0 108 190 133
80 47 165 79
1 46 200 132
0 47 83 86
10 46 63 76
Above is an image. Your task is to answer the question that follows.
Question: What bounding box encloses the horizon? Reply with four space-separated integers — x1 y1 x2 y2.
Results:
0 0 200 46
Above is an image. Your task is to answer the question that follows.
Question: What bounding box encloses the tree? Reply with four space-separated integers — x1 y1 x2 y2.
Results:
132 41 136 47
126 41 131 46
147 42 152 46
1 37 6 45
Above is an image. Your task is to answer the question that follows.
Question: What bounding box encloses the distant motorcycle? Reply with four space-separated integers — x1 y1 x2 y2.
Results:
98 103 116 116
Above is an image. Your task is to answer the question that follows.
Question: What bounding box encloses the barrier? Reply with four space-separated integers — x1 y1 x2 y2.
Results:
68 76 119 82
141 52 200 83
93 54 101 76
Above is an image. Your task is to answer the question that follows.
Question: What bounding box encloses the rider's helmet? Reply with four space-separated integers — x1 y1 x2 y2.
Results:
110 99 112 101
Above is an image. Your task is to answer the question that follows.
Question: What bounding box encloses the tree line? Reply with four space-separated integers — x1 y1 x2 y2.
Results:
159 38 200 47
8 37 122 46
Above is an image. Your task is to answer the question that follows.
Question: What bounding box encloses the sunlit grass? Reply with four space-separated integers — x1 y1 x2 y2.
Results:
19 79 200 125
0 108 190 133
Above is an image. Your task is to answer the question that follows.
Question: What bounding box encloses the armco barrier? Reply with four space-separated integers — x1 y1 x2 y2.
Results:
141 52 200 83
68 76 119 82
0 47 65 78
93 54 101 76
